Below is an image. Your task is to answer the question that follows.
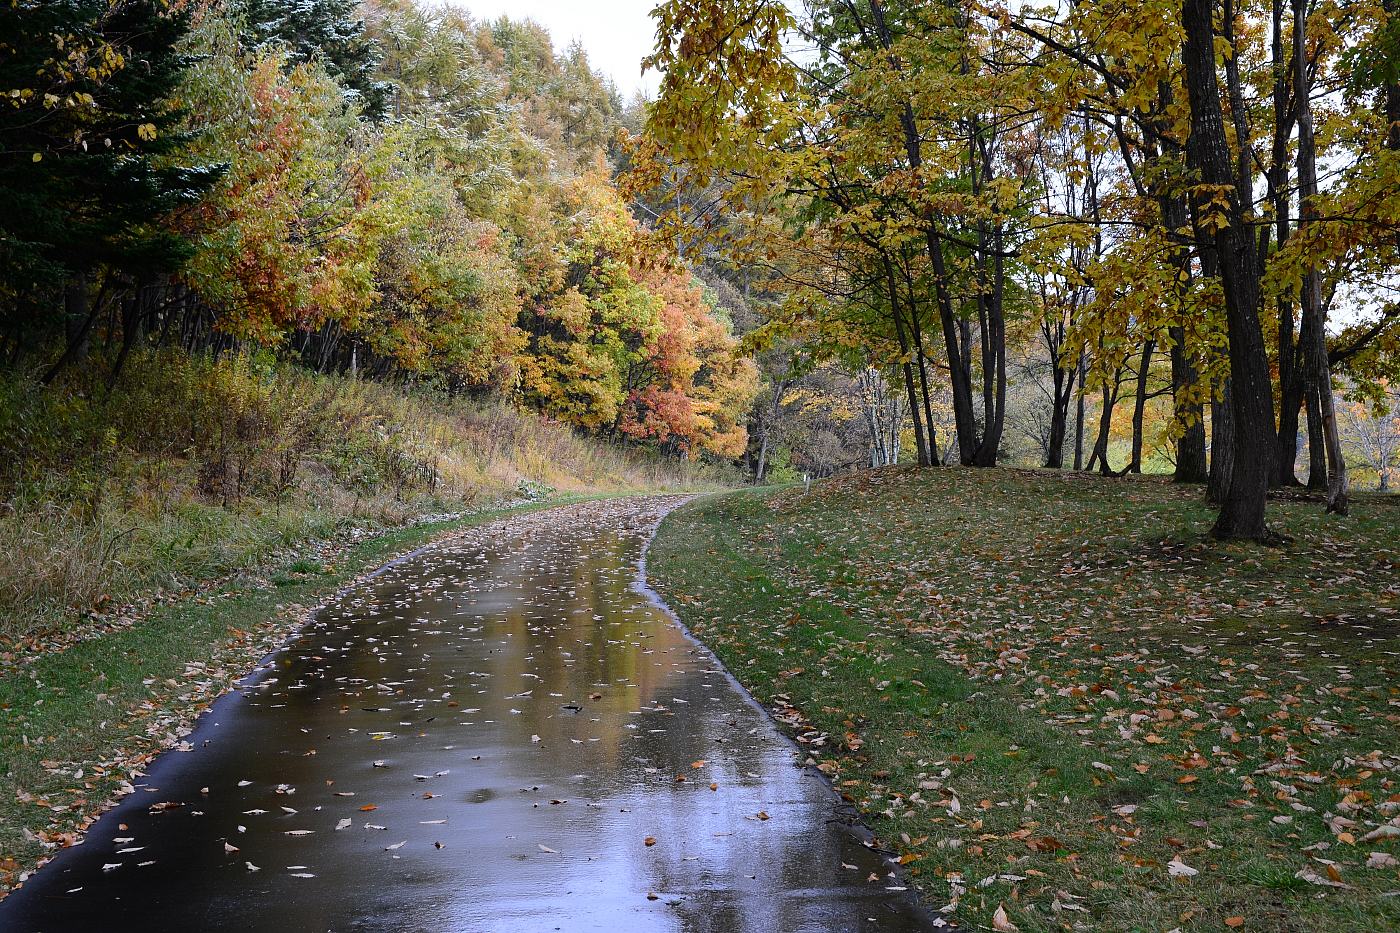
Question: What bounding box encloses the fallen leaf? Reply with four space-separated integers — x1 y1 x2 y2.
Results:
1295 866 1349 889
1168 856 1198 878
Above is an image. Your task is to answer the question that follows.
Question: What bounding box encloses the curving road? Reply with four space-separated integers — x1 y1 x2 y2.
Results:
0 498 936 932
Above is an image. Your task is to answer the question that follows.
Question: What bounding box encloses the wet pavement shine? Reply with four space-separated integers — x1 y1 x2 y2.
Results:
0 498 936 933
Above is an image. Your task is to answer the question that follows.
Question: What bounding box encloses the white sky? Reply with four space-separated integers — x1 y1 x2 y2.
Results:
446 0 662 98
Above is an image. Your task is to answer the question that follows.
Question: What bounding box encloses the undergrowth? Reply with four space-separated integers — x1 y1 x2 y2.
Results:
0 349 730 640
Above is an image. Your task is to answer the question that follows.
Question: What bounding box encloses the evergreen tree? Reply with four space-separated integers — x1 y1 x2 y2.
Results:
0 0 219 356
234 0 391 120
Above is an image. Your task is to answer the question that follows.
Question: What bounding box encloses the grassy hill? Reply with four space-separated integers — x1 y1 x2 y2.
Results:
647 468 1400 932
1 350 726 645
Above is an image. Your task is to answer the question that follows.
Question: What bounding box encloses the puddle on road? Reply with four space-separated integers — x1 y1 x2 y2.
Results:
1 499 936 932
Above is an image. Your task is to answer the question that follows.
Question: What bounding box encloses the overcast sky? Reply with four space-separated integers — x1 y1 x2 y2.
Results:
448 0 662 98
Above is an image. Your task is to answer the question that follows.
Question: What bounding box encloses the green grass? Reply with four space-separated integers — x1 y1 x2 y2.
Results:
647 467 1400 932
0 494 603 891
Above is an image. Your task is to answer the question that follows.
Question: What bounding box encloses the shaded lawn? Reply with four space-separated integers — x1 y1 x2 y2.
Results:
647 467 1400 932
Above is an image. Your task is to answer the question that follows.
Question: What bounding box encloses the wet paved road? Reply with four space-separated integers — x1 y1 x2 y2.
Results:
1 498 935 932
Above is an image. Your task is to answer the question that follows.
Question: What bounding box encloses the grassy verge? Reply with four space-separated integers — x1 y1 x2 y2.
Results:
647 468 1400 932
0 493 603 892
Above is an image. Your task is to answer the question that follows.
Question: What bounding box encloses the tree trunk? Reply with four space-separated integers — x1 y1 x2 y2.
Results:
1073 354 1086 470
887 261 931 466
1292 0 1348 514
1208 385 1235 505
1305 384 1326 490
867 0 983 464
41 271 98 384
1388 0 1400 152
971 225 1008 467
1169 328 1208 481
1045 359 1074 469
1181 0 1278 539
900 258 942 467
1269 0 1302 487
1088 375 1120 475
106 286 146 390
1129 339 1155 473
754 376 787 485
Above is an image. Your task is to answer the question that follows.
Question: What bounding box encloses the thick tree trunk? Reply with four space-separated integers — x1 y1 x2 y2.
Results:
1208 385 1235 505
1181 0 1278 539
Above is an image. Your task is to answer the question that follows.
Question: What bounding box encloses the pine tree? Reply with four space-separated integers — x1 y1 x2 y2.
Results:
234 0 390 121
0 0 219 355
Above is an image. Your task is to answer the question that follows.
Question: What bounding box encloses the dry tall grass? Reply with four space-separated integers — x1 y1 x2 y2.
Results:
0 351 731 639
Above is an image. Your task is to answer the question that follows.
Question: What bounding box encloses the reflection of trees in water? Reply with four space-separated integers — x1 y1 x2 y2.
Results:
4 504 928 932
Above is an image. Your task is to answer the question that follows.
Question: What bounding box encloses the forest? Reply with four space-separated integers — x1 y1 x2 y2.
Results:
638 0 1400 538
2 1 1399 930
5 0 1400 586
4 0 760 455
0 0 766 638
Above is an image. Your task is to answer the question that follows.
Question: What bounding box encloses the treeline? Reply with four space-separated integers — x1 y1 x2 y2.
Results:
639 0 1400 538
1 0 757 459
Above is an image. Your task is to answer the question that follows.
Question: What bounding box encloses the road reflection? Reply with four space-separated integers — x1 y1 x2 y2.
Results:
0 499 935 932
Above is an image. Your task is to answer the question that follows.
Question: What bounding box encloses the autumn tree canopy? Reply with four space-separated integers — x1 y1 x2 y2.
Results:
0 0 757 460
634 0 1400 536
